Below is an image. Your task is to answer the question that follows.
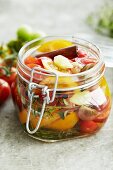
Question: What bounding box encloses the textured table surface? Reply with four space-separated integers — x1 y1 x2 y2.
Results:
0 0 113 170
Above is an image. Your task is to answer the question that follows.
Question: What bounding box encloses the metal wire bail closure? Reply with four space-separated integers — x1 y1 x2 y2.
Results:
26 66 58 134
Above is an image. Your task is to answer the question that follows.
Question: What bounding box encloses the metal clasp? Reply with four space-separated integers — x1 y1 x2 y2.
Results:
26 66 58 134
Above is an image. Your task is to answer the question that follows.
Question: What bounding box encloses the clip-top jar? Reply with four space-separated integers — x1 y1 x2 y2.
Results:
12 36 111 142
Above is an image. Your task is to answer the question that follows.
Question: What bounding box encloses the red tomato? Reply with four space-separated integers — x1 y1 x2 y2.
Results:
25 63 43 83
79 120 98 133
0 67 17 86
81 58 97 64
35 58 43 66
0 79 11 105
11 81 22 110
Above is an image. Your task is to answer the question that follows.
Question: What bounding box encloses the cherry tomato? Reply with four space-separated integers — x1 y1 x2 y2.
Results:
11 81 22 110
79 120 98 133
0 79 11 105
0 67 17 86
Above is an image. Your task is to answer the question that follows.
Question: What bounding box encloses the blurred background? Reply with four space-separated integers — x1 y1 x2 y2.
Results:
0 0 113 170
0 0 104 41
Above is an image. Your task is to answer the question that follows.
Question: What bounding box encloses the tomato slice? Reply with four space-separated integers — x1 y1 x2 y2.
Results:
26 63 38 69
24 56 37 64
35 58 43 66
81 58 97 64
25 56 43 66
77 50 87 58
79 120 98 133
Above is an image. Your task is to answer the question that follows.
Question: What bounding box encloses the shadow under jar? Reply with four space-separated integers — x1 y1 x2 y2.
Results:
12 36 112 142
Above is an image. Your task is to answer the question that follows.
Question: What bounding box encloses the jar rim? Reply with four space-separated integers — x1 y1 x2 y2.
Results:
18 35 104 78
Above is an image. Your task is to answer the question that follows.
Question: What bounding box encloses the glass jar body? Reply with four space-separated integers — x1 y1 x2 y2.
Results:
12 74 111 142
12 36 111 142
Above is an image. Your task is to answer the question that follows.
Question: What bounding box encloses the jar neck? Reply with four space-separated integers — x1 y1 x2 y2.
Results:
17 36 105 90
17 60 105 91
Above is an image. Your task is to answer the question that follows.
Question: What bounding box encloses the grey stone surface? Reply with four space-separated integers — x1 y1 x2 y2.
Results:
0 0 113 170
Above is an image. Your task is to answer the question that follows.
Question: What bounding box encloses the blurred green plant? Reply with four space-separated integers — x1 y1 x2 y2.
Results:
0 25 45 67
87 0 113 37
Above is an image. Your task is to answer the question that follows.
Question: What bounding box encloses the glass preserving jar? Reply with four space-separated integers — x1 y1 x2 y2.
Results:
12 36 112 142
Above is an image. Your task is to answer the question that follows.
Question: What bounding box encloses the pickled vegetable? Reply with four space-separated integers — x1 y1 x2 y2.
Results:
13 38 111 141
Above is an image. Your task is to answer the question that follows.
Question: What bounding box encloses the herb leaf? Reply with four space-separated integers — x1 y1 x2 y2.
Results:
58 111 65 119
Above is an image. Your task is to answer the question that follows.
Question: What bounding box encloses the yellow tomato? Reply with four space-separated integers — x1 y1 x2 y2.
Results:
19 109 34 124
19 109 28 124
99 77 111 97
40 76 77 89
46 112 79 131
30 109 60 128
38 39 73 52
